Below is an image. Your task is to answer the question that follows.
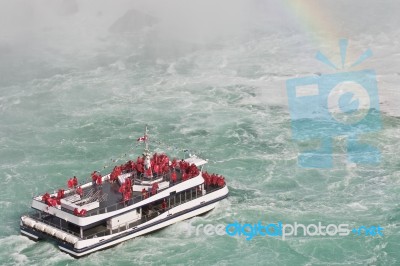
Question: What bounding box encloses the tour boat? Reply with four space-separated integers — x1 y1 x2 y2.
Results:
20 127 229 257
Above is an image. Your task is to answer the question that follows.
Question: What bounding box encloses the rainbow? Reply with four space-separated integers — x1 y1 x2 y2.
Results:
280 0 372 70
282 0 342 47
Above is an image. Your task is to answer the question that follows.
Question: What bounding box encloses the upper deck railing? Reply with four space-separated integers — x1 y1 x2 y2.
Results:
32 167 199 217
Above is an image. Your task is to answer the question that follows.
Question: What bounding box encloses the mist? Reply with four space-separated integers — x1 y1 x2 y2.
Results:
1 0 400 115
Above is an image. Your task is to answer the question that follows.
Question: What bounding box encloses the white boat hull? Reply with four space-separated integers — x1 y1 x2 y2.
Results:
22 185 228 257
60 201 218 257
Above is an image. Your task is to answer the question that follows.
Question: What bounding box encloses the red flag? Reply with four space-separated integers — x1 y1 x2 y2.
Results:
137 135 147 142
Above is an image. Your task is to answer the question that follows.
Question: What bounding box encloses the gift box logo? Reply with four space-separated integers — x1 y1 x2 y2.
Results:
286 39 381 168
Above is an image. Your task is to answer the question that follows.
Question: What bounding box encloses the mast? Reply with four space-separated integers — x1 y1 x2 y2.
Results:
143 125 152 175
144 125 149 155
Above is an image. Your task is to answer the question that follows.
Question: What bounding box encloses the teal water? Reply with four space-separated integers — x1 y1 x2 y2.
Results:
1 2 400 265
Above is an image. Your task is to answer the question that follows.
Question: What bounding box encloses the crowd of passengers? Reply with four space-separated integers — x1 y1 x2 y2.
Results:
40 153 225 216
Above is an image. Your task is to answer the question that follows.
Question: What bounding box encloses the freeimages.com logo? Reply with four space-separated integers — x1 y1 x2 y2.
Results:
286 39 381 168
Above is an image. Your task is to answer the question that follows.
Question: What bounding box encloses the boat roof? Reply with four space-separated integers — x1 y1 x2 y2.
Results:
184 156 207 167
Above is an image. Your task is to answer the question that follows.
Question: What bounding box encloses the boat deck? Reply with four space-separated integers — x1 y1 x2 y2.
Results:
60 169 181 217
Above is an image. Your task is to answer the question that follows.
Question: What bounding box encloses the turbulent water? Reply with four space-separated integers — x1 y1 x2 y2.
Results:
1 1 400 265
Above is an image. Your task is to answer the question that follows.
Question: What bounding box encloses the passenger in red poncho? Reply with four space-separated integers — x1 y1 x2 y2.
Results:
171 158 177 168
74 208 87 216
125 178 132 190
130 161 136 172
91 171 98 185
76 186 83 197
57 189 65 199
161 199 167 211
42 192 50 202
119 183 126 194
96 174 102 186
151 182 159 195
142 188 148 199
182 172 188 181
72 176 78 187
211 174 217 186
202 172 211 187
171 171 177 183
153 164 159 176
145 168 152 178
123 191 131 202
163 164 169 174
136 163 144 173
217 176 225 187
67 178 74 188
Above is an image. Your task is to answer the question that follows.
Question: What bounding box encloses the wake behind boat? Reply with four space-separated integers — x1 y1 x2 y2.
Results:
20 127 229 257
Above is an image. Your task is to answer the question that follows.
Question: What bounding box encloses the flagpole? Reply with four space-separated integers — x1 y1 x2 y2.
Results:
144 125 149 154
